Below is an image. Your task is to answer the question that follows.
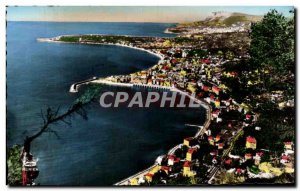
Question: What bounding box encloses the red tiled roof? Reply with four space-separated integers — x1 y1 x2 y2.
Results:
215 135 221 141
256 152 264 157
202 59 210 64
171 59 177 64
212 110 220 115
284 142 292 145
197 92 204 98
281 155 289 160
212 86 220 92
202 86 209 91
246 136 257 144
208 136 214 140
168 155 175 160
188 148 197 154
183 161 191 167
145 173 154 177
174 158 181 163
163 65 170 70
160 166 170 171
224 159 232 165
230 72 238 77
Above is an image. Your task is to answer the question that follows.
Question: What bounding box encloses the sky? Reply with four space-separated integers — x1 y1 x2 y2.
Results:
6 6 294 23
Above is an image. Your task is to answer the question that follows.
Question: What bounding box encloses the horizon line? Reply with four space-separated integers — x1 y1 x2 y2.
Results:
6 20 179 24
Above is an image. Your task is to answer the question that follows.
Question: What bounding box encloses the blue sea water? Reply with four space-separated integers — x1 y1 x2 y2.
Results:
7 22 206 186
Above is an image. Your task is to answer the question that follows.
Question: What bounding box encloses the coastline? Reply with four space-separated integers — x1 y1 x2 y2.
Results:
37 36 165 68
37 36 212 185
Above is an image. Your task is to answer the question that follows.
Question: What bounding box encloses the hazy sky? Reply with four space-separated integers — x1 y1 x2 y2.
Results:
7 6 293 23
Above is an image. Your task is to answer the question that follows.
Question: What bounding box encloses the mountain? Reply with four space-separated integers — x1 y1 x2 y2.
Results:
178 12 262 27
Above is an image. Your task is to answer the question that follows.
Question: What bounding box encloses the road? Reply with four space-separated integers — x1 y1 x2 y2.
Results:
114 88 212 185
207 129 244 184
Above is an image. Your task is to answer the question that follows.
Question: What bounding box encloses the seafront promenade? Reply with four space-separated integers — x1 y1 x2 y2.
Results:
69 78 179 93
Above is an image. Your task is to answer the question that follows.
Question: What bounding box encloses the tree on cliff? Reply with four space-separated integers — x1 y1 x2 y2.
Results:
7 84 101 186
23 85 101 154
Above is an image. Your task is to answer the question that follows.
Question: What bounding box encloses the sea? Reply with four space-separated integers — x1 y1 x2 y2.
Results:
6 22 206 186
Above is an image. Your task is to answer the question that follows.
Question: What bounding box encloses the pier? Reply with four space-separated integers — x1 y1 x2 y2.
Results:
69 77 98 93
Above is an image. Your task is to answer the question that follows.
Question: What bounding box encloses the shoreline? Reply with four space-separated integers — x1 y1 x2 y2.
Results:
37 35 212 185
37 36 165 68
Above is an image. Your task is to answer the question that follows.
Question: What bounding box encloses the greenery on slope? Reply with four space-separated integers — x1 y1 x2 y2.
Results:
222 9 295 149
223 15 247 26
7 145 22 186
250 9 295 95
177 13 261 27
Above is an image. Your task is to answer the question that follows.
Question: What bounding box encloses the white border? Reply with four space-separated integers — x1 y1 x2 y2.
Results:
1 1 298 191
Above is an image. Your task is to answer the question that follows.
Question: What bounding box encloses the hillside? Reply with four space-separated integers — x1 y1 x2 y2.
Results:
179 12 262 27
167 12 263 34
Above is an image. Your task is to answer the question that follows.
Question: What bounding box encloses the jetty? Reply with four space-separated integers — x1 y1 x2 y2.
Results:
69 77 98 93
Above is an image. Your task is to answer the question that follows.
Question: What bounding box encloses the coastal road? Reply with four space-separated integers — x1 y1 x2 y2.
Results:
114 88 212 185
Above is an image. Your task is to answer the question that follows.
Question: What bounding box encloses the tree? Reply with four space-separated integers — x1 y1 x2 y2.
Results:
215 172 245 185
225 50 234 60
249 9 295 93
7 85 102 186
22 85 101 154
7 145 23 185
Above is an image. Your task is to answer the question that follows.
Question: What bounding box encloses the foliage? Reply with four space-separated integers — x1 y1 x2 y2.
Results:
188 49 208 58
249 9 295 94
59 36 80 42
254 102 294 151
194 165 209 183
167 174 192 185
225 51 235 60
273 173 295 184
223 16 247 26
7 145 22 186
215 172 245 185
260 152 271 163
